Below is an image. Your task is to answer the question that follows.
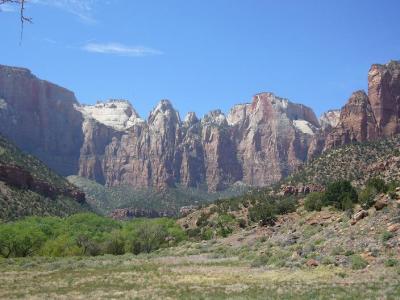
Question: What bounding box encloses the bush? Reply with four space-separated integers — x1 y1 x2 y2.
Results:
40 235 81 257
237 218 247 228
196 212 211 227
102 231 125 255
324 181 358 211
359 186 378 209
382 231 394 242
123 218 186 254
0 214 187 258
385 258 398 267
201 228 214 240
276 197 298 214
216 214 235 237
350 254 368 270
366 178 388 193
304 192 325 212
249 202 277 226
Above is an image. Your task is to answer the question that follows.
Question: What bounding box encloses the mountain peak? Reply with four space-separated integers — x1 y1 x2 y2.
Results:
77 99 144 131
183 112 199 125
148 99 180 124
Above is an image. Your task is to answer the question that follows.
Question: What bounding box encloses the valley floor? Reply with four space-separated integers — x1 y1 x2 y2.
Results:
1 253 399 300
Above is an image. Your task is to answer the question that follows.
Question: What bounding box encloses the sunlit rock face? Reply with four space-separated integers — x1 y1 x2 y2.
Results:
77 99 144 131
368 61 400 136
0 65 84 176
324 90 380 148
320 110 341 129
227 92 319 187
311 61 400 154
77 93 319 191
2 60 399 191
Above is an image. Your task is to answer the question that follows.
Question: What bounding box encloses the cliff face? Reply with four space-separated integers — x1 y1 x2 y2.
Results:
368 61 400 136
1 60 399 192
228 93 318 186
312 61 400 154
324 91 380 148
0 65 84 176
77 94 318 191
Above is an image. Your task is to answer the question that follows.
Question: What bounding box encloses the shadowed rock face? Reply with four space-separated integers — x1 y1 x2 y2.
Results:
0 65 84 176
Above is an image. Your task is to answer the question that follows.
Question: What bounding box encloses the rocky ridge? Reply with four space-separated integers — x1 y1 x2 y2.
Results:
78 93 319 191
0 60 399 192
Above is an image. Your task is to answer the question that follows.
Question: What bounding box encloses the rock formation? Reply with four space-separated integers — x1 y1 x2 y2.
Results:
311 60 400 154
1 60 399 192
0 65 84 176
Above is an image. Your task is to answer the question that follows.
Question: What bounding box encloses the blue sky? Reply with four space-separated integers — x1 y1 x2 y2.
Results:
1 0 399 119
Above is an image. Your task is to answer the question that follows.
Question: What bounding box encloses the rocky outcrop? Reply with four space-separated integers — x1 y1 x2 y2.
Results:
0 164 85 203
0 65 84 176
2 60 399 192
311 60 400 154
228 93 319 186
76 99 144 131
320 110 340 129
79 94 318 191
109 208 174 220
324 91 380 149
368 61 400 136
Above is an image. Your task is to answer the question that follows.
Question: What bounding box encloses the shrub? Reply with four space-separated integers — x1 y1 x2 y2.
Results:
276 197 298 214
359 186 378 209
387 180 400 193
40 235 81 257
201 228 214 240
103 231 126 255
249 202 277 226
187 228 201 238
216 214 235 237
324 181 358 211
382 231 394 242
385 258 398 267
366 177 388 193
123 218 186 254
350 255 368 270
196 212 211 227
304 192 325 212
237 218 247 229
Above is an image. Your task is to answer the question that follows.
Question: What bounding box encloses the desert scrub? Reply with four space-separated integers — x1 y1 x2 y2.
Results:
385 258 398 267
324 180 358 211
304 192 325 212
350 254 368 270
381 231 394 242
358 186 378 209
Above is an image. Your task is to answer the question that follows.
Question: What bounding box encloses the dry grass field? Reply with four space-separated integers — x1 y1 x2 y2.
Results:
1 252 399 299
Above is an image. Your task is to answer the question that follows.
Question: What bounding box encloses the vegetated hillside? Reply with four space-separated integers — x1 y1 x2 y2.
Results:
177 178 400 274
67 175 249 217
288 135 400 187
0 136 90 220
